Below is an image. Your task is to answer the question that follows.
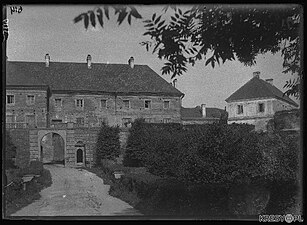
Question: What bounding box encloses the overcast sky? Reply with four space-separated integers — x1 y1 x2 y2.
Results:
6 5 300 109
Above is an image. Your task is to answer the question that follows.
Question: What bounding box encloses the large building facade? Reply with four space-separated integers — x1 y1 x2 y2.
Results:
225 71 299 131
6 55 184 129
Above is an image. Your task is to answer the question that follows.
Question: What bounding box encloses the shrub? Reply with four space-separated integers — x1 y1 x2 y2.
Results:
5 131 17 169
20 161 44 175
95 122 120 166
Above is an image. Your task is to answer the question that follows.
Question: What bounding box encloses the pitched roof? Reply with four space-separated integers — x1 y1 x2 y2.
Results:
225 76 298 107
6 61 184 96
181 106 227 119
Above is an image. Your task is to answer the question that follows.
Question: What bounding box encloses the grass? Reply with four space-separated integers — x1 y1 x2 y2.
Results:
4 168 53 216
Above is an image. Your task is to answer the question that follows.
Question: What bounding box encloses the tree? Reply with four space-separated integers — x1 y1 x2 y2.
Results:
74 5 302 98
5 131 17 168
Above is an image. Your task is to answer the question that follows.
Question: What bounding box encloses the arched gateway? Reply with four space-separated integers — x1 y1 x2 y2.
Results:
38 130 67 165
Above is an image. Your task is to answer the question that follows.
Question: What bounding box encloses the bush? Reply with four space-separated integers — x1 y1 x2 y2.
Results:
95 122 120 166
5 131 17 169
20 161 44 176
5 168 52 216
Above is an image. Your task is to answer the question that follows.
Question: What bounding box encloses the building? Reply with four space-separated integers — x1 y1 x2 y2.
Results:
225 71 299 131
181 104 228 125
6 54 184 129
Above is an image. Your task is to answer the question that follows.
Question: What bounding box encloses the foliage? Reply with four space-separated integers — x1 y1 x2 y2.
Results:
95 122 120 166
265 180 298 214
74 5 302 98
5 168 52 216
20 161 44 176
124 120 298 188
5 131 17 169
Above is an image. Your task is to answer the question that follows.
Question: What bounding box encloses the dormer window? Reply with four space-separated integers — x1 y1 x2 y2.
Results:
237 105 243 114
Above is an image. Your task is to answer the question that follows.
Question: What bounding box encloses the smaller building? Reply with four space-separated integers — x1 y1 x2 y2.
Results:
181 104 228 125
225 71 299 131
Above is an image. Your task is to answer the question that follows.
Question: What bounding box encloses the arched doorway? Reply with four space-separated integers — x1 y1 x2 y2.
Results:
40 132 65 165
76 149 83 163
75 141 85 166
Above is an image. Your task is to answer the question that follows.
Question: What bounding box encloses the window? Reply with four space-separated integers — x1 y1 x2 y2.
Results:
163 118 171 123
51 119 62 123
163 100 170 109
76 99 84 109
123 100 130 109
258 103 265 113
98 117 108 126
27 95 35 105
144 100 151 109
237 105 243 114
6 115 15 123
122 118 132 127
55 98 62 107
145 118 152 123
100 99 107 109
76 117 84 125
26 115 36 128
7 95 14 104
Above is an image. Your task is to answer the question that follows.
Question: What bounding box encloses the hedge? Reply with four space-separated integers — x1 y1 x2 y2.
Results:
95 122 120 166
122 119 300 214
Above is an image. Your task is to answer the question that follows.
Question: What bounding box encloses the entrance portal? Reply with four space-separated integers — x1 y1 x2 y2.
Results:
40 132 65 164
76 149 83 163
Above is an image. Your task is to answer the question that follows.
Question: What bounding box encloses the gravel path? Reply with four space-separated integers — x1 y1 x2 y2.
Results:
11 164 142 217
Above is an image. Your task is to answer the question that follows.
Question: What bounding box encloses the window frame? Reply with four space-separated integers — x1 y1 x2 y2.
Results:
6 114 16 123
75 98 84 109
123 100 130 109
54 98 62 107
163 118 171 123
100 99 107 109
258 103 265 113
163 100 170 109
7 94 15 105
144 100 151 109
237 104 243 114
26 95 35 105
76 117 85 125
25 114 36 128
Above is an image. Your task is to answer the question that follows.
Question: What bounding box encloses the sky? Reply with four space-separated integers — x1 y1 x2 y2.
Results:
6 4 300 109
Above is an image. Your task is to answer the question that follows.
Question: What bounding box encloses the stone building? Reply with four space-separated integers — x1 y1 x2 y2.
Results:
6 54 184 128
5 55 184 167
225 71 299 131
181 104 228 125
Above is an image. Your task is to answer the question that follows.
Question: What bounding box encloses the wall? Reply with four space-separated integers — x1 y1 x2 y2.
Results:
227 98 275 122
6 129 30 168
6 89 48 128
49 93 181 127
273 99 297 112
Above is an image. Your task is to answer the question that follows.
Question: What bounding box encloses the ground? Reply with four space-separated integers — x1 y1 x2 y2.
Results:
10 164 142 217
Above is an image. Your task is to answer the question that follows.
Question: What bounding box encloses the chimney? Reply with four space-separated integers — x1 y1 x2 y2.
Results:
128 56 134 69
265 78 273 85
253 71 260 78
87 54 92 69
201 104 206 117
173 79 177 88
45 54 50 67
